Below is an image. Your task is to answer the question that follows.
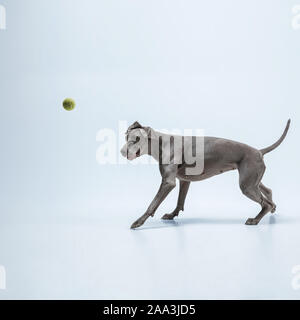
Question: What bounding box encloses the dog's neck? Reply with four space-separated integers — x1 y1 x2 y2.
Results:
147 131 176 163
147 137 160 162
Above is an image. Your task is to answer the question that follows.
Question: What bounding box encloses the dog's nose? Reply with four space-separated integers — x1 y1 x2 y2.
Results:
120 147 127 158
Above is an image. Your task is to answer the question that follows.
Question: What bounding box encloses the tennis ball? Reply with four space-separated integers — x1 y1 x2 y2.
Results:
63 98 76 111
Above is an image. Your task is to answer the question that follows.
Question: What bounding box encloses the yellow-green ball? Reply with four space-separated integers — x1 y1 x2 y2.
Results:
63 98 76 111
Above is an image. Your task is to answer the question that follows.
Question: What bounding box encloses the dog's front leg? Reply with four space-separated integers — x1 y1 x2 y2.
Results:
131 164 177 229
162 180 190 220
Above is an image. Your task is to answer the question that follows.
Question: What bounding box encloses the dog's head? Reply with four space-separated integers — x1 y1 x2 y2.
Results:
120 121 157 160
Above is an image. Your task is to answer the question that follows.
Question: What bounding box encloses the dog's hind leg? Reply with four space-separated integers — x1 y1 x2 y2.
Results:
161 180 190 220
259 183 276 213
238 157 273 225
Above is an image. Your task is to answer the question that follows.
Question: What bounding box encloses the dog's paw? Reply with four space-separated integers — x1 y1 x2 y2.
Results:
130 219 144 229
161 213 175 220
271 205 276 213
245 218 259 225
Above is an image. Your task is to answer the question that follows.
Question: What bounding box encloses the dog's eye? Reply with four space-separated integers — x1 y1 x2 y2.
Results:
134 136 140 144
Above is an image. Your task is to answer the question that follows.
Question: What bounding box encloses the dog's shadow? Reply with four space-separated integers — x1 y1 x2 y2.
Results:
134 214 297 230
136 216 245 230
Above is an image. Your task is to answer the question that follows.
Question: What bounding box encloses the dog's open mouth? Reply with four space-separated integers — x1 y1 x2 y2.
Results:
127 150 140 160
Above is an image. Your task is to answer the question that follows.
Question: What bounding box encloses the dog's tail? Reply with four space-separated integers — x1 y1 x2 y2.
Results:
260 119 291 155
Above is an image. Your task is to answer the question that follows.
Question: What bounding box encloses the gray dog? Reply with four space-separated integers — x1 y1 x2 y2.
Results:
121 120 291 229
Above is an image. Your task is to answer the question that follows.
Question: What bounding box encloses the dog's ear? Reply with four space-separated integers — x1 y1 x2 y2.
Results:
131 121 142 129
126 121 142 134
141 126 158 140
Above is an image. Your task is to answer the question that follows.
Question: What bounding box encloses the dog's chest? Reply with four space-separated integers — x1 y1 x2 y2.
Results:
176 163 237 182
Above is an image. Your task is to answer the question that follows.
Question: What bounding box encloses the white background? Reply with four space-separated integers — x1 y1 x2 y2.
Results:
0 0 299 299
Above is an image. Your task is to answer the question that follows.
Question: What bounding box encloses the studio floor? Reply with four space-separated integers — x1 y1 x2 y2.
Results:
1 203 299 300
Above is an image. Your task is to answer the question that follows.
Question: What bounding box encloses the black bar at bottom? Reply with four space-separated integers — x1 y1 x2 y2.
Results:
0 300 299 318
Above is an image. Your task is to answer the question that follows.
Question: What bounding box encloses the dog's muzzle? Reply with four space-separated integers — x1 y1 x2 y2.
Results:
120 147 140 160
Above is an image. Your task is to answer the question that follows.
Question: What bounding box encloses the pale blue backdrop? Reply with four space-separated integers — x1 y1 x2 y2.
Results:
0 0 299 299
